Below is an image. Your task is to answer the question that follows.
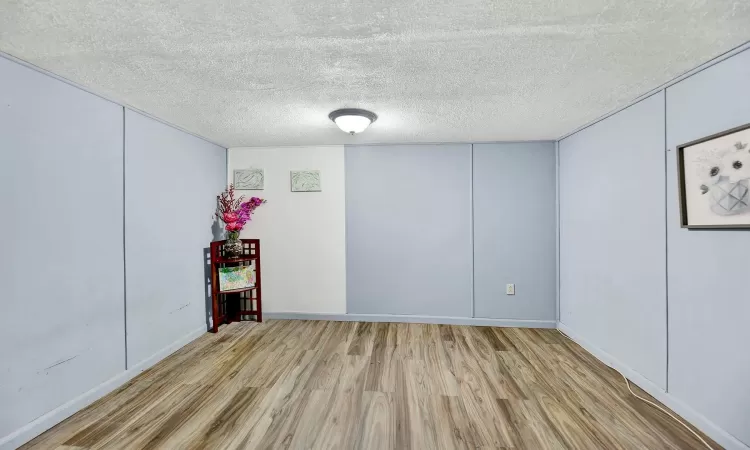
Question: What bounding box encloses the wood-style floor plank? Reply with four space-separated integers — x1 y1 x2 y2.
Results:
22 320 720 450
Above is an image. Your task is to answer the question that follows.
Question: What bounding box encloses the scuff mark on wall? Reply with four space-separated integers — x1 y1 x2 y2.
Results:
169 303 191 314
41 355 79 372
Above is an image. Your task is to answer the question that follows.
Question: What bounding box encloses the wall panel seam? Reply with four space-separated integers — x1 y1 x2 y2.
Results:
122 107 128 370
556 140 561 322
470 144 475 318
664 88 669 392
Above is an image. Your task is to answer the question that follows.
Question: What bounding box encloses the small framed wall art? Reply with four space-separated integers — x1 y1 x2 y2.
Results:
290 170 321 192
218 265 256 292
677 122 750 229
234 168 264 190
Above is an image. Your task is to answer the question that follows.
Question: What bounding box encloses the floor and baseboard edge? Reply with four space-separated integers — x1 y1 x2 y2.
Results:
0 325 206 450
557 322 749 450
265 312 557 328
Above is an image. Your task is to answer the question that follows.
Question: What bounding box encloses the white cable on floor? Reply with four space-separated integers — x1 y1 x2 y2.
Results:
555 330 714 450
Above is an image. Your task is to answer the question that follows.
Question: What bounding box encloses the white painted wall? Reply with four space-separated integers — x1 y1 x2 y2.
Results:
227 146 346 314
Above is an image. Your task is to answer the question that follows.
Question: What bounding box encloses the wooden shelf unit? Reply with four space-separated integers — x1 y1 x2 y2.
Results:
209 238 262 333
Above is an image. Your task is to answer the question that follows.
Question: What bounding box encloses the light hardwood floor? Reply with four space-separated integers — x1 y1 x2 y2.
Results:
23 320 718 449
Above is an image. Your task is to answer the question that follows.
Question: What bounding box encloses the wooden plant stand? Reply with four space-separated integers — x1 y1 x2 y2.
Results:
209 239 262 333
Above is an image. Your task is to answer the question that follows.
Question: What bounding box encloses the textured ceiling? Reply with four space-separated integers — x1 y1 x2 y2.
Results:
1 1 749 147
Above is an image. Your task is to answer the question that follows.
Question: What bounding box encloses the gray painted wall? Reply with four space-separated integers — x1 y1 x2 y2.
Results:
559 48 750 447
0 57 125 438
665 48 750 446
473 142 557 320
0 56 227 447
124 110 226 368
559 92 667 389
346 144 473 317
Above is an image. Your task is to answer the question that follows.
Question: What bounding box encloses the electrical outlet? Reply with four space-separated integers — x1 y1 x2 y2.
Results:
506 284 515 295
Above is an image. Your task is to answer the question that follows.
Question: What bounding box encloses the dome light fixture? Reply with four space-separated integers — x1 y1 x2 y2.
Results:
329 108 377 135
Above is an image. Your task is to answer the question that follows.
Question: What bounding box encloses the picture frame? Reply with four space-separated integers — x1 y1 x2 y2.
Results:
677 122 750 229
234 168 264 190
218 265 256 292
290 170 321 192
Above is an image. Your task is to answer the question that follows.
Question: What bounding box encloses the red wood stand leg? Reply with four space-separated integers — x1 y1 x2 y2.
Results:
255 248 262 322
210 246 219 333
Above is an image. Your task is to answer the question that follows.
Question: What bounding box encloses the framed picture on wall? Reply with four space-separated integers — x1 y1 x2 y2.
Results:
677 122 750 229
234 168 264 190
290 170 321 192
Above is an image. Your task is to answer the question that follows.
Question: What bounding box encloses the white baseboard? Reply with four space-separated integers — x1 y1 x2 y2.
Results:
558 322 749 450
264 312 556 328
0 325 206 450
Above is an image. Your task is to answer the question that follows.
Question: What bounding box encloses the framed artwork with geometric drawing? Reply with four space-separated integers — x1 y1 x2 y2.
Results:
290 170 321 192
234 168 264 190
677 122 750 229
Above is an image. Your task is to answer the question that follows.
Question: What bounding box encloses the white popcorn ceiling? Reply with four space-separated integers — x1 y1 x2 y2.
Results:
1 1 749 147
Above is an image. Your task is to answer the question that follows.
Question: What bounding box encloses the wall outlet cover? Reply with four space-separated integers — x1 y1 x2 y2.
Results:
506 284 515 295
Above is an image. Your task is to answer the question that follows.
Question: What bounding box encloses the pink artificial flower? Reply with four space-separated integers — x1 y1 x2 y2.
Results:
225 222 240 232
236 209 250 227
223 212 238 223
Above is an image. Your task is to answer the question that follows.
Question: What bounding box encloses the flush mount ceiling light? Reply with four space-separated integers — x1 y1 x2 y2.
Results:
329 108 377 135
